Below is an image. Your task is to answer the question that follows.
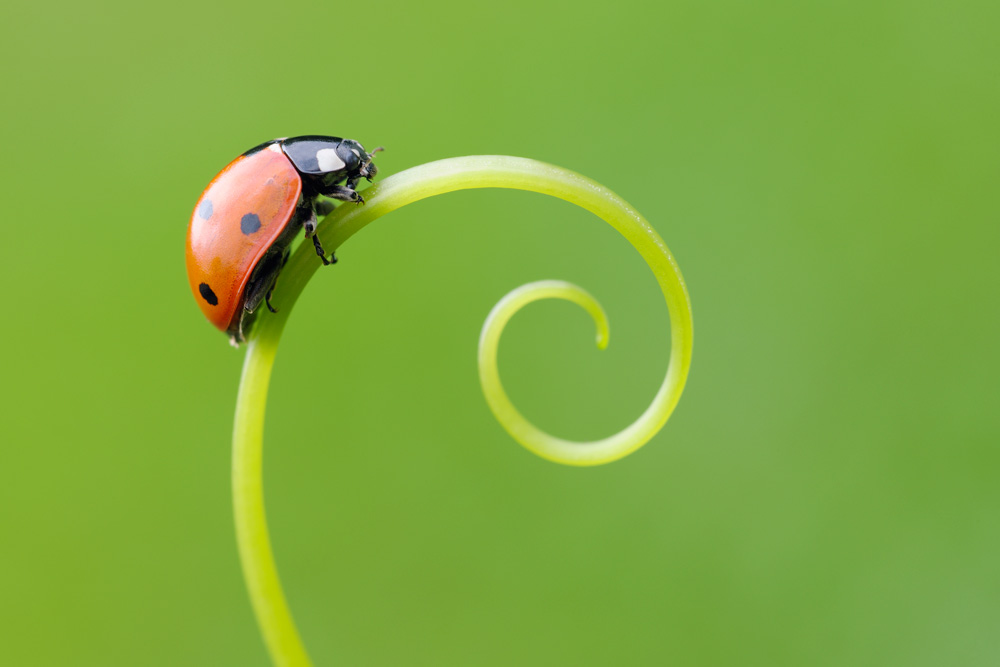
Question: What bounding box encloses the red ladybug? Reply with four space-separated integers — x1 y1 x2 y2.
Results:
186 136 381 345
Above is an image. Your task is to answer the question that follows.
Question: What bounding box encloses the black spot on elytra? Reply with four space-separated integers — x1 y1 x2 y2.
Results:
241 213 262 235
198 282 218 306
197 199 213 219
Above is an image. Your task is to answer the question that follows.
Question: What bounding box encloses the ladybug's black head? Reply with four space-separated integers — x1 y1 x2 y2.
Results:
331 138 365 175
334 139 381 182
359 146 383 182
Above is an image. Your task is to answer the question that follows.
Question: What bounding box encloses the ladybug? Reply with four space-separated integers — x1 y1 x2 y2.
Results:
186 136 381 345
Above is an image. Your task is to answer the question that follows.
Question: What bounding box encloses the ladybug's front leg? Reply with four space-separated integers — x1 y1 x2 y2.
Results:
318 183 364 205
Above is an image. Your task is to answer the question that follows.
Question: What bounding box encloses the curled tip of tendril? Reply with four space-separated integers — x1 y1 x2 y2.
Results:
478 280 620 465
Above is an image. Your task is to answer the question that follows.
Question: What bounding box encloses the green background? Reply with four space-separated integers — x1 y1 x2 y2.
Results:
2 0 997 665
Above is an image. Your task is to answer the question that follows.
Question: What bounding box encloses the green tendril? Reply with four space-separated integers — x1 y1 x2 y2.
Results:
232 155 694 666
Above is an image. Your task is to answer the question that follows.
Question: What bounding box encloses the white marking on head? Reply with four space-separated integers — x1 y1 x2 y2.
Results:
351 148 361 158
316 148 346 172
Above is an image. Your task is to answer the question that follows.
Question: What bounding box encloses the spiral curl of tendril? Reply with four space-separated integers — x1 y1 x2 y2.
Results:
231 155 693 666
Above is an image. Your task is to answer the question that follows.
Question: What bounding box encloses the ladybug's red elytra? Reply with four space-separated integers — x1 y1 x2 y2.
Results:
186 136 381 345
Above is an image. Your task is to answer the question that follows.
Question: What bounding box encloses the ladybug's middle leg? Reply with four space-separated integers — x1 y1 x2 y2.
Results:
298 199 336 266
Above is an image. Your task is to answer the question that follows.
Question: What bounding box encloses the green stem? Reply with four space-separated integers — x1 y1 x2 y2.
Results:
232 155 694 666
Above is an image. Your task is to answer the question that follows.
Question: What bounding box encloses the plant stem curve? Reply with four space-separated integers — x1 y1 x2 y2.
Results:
232 155 693 666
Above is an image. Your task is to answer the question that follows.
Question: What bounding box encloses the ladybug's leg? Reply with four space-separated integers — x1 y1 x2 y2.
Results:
298 200 337 266
243 250 284 315
313 236 336 265
252 247 290 315
298 200 318 237
318 184 364 205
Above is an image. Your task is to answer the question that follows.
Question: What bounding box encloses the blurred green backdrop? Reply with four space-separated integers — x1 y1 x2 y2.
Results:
1 0 997 665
